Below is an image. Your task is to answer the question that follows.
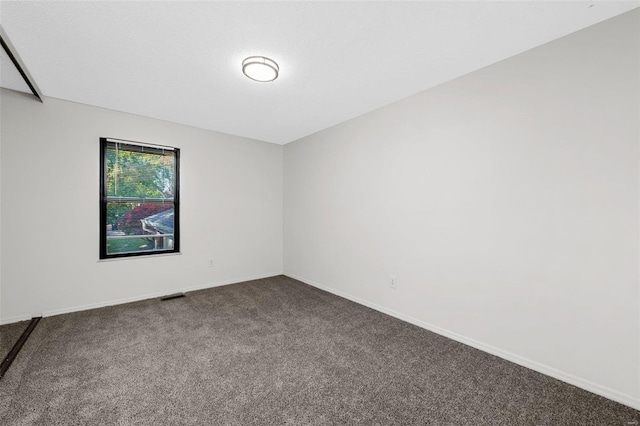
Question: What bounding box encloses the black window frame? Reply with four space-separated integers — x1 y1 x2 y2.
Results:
99 137 180 259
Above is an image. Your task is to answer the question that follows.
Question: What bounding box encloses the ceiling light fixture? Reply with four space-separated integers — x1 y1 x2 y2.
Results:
242 56 279 82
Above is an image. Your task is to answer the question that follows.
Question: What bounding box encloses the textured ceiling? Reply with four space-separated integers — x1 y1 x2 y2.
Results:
0 1 638 144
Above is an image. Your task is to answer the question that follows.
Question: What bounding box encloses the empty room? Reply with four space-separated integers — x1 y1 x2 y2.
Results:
0 1 639 424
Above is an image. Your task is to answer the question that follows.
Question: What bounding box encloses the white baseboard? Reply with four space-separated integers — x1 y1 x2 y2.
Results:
0 314 35 325
286 273 640 412
0 272 282 324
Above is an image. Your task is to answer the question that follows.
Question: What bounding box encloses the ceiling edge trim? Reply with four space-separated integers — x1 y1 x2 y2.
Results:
1 25 43 102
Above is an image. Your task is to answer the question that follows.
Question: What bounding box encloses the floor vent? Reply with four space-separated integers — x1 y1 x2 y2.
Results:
160 293 186 301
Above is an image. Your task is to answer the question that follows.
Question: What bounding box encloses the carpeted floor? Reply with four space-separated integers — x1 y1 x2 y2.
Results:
0 275 637 425
0 321 29 365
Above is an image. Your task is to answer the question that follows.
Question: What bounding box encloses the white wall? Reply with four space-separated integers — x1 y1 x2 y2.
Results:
284 10 640 409
0 90 283 323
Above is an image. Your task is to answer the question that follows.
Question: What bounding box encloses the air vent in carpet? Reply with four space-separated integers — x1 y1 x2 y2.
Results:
160 293 186 301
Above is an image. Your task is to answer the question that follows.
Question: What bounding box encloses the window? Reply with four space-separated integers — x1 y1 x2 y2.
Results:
100 138 180 259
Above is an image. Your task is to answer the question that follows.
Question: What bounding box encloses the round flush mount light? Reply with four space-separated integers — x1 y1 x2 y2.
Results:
242 56 279 82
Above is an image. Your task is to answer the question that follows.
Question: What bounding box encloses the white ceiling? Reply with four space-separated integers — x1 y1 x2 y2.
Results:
0 1 638 144
0 47 31 94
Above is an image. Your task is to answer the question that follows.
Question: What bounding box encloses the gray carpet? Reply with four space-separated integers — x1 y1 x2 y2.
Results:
0 275 637 425
0 320 29 364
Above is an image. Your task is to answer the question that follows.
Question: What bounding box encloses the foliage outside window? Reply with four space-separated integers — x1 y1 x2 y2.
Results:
100 138 180 259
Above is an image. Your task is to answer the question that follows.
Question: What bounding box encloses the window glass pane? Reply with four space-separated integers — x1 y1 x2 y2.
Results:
106 145 175 198
107 236 174 255
106 202 174 255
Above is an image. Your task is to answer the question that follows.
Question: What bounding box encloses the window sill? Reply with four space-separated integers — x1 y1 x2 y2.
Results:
97 252 182 262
